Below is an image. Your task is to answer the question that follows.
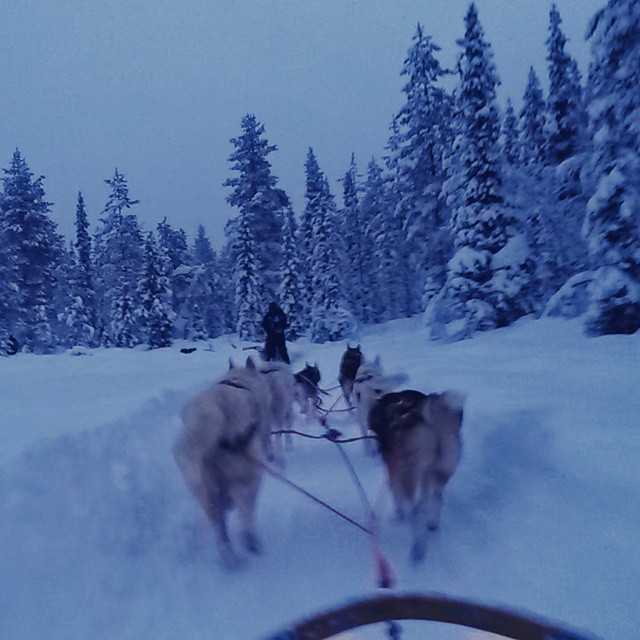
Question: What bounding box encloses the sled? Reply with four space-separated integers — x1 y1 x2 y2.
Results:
262 592 600 640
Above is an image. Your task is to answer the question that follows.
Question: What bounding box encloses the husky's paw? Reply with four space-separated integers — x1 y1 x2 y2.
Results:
243 532 263 555
410 541 426 564
219 548 244 572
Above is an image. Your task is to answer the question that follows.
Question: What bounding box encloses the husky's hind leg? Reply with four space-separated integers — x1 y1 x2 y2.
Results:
235 478 263 555
424 470 449 532
200 457 239 568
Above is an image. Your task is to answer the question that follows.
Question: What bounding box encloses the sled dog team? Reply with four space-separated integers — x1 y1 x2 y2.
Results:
173 345 465 567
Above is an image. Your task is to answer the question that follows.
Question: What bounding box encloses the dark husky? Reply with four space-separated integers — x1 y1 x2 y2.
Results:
358 370 465 563
338 344 363 404
293 362 321 414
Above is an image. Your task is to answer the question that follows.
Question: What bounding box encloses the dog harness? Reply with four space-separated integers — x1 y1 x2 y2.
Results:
219 422 259 454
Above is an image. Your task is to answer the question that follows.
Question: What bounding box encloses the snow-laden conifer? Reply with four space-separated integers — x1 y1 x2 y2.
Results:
582 0 640 335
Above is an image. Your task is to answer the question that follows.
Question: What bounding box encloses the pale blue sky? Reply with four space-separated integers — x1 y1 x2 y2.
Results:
0 0 603 245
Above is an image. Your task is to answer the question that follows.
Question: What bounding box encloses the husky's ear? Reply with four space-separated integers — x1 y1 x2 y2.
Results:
306 361 310 367
356 343 361 351
228 358 234 370
347 343 352 349
245 356 256 371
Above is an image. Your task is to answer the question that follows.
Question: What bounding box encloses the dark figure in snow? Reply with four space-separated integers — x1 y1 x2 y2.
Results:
262 302 290 364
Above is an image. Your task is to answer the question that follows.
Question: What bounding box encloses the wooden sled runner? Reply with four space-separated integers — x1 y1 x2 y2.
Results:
262 592 600 640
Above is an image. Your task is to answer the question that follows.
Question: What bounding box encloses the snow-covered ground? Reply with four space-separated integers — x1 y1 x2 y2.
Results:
0 317 638 639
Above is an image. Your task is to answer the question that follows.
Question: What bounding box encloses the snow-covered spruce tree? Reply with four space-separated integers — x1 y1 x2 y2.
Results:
305 150 354 343
93 169 144 347
139 231 174 348
358 158 385 322
581 0 640 335
384 116 423 315
546 3 588 165
501 99 520 167
0 149 64 352
224 114 287 303
234 208 263 341
391 24 452 312
430 3 533 339
180 225 224 340
64 191 97 346
519 67 547 167
277 206 305 338
157 217 192 324
337 155 369 323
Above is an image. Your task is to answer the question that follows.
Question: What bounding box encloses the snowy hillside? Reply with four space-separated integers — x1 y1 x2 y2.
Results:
1 316 638 639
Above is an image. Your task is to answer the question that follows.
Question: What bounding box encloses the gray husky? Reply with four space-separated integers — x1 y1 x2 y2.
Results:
293 363 322 415
353 357 407 454
338 344 363 404
173 357 271 567
353 358 464 563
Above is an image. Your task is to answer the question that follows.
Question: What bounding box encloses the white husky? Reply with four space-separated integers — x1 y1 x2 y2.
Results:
173 357 271 567
353 357 465 563
259 360 295 463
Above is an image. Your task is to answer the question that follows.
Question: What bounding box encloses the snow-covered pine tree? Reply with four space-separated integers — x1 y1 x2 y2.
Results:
519 67 547 167
384 116 420 316
0 149 64 352
180 225 223 340
391 24 452 312
65 191 97 346
93 169 144 347
224 114 288 302
234 207 263 341
193 224 216 265
140 231 174 348
582 0 640 335
430 3 531 339
156 217 192 325
157 218 191 272
277 206 305 338
546 3 588 165
358 158 385 322
501 98 520 166
338 155 369 323
305 150 354 342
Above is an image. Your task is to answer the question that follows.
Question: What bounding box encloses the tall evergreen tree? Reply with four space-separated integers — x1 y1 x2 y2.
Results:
391 24 452 310
582 0 640 335
93 169 144 346
546 3 587 164
183 225 224 340
520 67 547 167
68 191 97 344
224 114 287 302
140 231 174 348
430 3 527 339
277 206 305 338
234 208 263 340
0 149 63 352
338 155 369 322
305 151 354 342
501 98 520 166
360 158 388 322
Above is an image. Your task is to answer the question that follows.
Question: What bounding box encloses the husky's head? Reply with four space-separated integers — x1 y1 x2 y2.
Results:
222 356 260 386
353 357 408 405
298 362 321 385
344 343 363 358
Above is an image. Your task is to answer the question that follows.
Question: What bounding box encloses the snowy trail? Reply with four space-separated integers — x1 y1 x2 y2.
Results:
0 317 638 639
